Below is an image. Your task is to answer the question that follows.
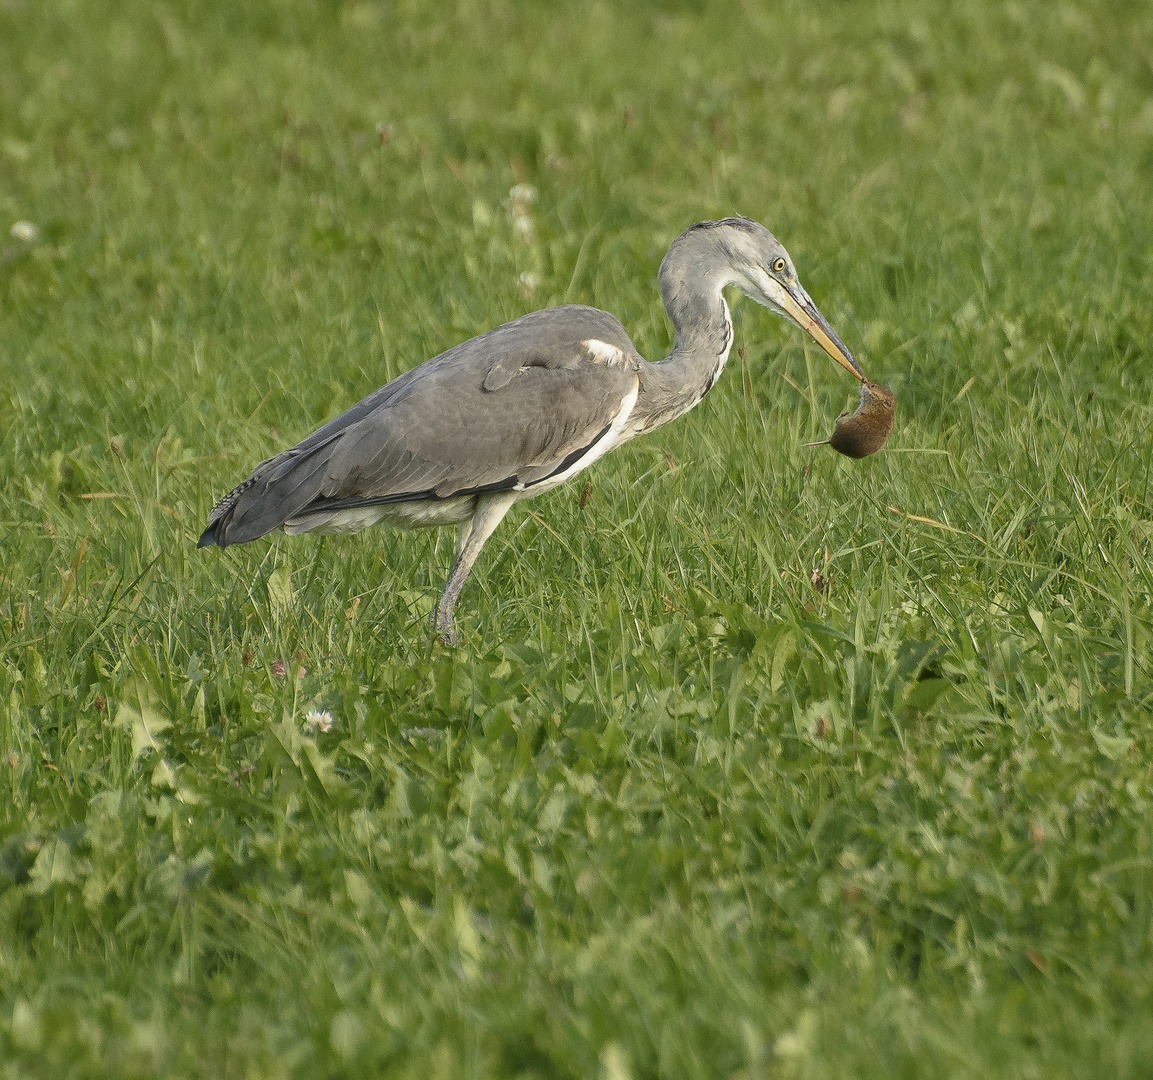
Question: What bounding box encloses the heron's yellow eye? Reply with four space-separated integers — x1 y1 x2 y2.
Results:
772 257 786 273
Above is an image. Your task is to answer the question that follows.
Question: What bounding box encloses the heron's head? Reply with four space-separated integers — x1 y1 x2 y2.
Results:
684 217 865 381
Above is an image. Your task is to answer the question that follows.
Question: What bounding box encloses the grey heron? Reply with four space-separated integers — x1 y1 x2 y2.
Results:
198 217 871 643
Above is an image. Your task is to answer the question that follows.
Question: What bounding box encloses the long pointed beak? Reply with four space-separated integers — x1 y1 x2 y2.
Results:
777 284 864 381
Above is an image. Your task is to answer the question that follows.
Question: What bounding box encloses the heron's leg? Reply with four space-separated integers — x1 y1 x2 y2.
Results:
454 517 474 562
435 492 517 645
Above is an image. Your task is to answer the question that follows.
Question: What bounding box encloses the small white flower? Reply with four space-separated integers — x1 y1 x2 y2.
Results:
519 271 539 293
513 215 534 239
10 220 38 243
305 709 334 733
508 183 537 204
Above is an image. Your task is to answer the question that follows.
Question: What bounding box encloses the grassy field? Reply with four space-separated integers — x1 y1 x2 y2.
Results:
3 0 1153 1075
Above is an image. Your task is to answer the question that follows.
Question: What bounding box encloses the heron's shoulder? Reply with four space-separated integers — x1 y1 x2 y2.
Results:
425 305 641 388
486 304 636 350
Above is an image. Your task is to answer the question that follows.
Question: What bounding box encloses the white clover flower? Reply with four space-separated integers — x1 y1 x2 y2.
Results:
10 221 38 243
305 709 334 733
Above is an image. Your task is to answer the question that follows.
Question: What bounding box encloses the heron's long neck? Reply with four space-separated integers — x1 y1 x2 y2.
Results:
638 242 734 432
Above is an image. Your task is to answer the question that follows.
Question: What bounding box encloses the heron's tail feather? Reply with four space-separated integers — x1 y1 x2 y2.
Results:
197 521 222 548
198 446 335 549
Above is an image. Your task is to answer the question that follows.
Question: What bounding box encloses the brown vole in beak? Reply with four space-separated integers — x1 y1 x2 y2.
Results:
805 381 895 459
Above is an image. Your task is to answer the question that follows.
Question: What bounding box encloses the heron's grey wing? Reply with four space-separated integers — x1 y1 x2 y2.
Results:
320 349 638 501
199 305 642 547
